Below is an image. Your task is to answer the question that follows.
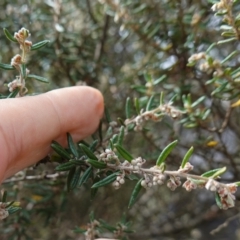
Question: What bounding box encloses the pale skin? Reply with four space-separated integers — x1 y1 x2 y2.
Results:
0 86 104 183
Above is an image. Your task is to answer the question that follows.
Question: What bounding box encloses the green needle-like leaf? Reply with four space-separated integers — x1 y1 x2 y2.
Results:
5 201 15 208
125 97 131 119
215 192 222 209
128 178 143 208
78 167 92 187
67 167 76 192
7 207 21 215
202 109 211 120
0 63 14 70
98 120 103 143
31 40 50 51
111 134 118 145
191 96 205 108
114 144 134 162
55 161 75 171
206 43 217 53
69 167 81 190
91 172 118 188
79 143 98 160
3 28 17 42
51 141 71 160
153 75 166 85
117 126 125 146
211 167 227 179
104 107 112 123
146 95 155 111
27 74 49 83
156 140 178 166
221 50 237 64
99 219 117 231
87 159 107 169
67 133 79 158
118 117 126 126
2 191 7 202
160 92 164 106
90 139 99 152
134 97 140 114
7 88 20 98
201 167 227 178
217 37 236 44
20 64 27 79
181 146 194 168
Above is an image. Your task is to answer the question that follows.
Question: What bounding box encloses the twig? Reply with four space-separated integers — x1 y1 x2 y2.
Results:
3 172 66 183
107 164 228 186
94 14 110 62
219 105 232 133
210 213 240 235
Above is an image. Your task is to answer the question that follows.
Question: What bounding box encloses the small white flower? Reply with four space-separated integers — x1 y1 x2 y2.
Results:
205 179 217 191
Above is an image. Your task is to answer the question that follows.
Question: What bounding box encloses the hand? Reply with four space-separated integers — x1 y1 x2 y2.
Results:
0 86 104 183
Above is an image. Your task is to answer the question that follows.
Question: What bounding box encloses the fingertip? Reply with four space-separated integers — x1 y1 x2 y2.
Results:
45 86 104 143
90 87 104 119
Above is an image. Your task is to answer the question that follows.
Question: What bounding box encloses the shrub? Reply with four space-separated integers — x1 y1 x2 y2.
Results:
0 0 240 239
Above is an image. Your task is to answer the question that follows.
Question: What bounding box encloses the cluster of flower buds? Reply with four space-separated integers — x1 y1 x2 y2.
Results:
131 157 145 168
7 77 22 92
188 52 206 63
131 113 152 131
213 68 224 78
188 52 224 76
167 176 181 191
188 52 210 72
199 62 211 72
0 203 9 220
205 179 237 209
178 162 194 173
99 148 119 163
182 179 198 192
112 174 125 189
125 102 183 131
141 175 153 188
199 59 221 73
153 173 166 186
14 27 30 43
85 220 100 240
125 110 162 131
14 28 32 54
159 103 183 119
8 56 30 94
218 184 237 210
10 54 22 68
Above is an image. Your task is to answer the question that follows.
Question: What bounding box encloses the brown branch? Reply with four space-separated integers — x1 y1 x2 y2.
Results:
219 105 232 133
3 172 66 183
210 213 240 235
94 14 110 63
